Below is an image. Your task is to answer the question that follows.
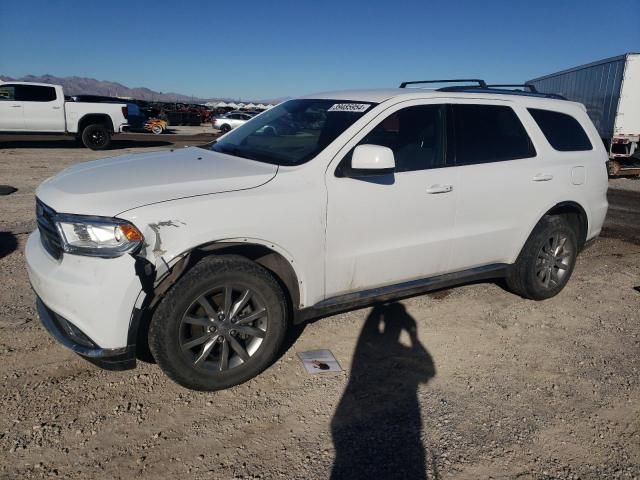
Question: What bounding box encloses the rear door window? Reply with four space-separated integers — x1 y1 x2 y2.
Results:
451 104 536 165
16 85 57 102
528 108 592 151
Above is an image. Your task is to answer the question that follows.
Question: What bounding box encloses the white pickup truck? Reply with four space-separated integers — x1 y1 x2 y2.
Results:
0 82 129 149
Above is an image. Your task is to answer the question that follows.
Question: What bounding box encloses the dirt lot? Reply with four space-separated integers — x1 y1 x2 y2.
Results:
1 137 639 480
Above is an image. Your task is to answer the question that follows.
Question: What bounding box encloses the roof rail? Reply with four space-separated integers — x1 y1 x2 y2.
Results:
434 85 569 100
399 79 487 89
486 84 539 93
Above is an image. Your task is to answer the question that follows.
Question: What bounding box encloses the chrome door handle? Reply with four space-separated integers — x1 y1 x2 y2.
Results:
426 184 453 194
533 173 553 182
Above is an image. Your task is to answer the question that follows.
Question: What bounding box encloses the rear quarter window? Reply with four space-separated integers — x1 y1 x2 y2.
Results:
528 108 592 151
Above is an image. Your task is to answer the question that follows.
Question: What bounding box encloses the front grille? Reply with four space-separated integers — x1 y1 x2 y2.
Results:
36 199 63 260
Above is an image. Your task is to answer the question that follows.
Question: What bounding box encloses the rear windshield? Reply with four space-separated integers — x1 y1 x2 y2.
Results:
207 99 376 165
528 108 592 151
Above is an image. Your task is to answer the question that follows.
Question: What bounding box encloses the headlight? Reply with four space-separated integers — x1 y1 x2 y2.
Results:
55 214 144 258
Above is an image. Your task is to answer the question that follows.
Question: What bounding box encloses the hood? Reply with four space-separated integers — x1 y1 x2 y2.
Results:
36 147 278 216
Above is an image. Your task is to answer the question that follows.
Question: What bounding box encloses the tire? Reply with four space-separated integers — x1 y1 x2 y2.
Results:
81 124 111 150
220 124 231 134
151 124 163 135
149 255 288 391
506 215 578 300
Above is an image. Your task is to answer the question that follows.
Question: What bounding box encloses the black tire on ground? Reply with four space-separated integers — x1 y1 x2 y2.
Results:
148 255 288 391
81 124 111 150
220 124 231 134
506 215 578 300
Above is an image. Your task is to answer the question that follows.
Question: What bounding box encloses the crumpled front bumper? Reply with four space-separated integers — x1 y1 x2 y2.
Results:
36 297 136 370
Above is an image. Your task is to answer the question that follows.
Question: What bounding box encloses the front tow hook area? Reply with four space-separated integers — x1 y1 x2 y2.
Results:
36 297 136 371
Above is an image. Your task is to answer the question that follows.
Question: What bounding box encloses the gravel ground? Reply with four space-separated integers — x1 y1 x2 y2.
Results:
0 142 639 480
610 177 640 193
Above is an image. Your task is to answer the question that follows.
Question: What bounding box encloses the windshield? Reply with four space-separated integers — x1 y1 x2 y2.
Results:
207 99 376 165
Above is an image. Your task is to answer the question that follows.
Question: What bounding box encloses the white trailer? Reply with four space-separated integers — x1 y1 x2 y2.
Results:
528 53 640 175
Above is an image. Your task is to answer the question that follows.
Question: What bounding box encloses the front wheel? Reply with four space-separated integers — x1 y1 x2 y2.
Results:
81 124 111 150
506 215 578 300
149 256 288 391
219 124 231 134
151 124 163 135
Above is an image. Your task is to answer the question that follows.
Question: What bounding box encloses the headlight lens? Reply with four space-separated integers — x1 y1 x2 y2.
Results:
55 215 144 258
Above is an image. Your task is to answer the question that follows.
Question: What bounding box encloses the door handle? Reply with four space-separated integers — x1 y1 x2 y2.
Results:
52 106 61 110
533 173 553 182
11 105 21 108
426 184 453 194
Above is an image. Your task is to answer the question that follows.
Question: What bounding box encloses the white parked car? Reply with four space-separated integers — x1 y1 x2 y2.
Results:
0 82 129 149
26 81 609 391
212 111 254 133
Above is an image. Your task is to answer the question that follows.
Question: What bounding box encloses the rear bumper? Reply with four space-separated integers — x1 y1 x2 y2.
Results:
36 297 136 370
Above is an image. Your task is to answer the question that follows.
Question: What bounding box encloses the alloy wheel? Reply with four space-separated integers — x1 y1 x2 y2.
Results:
90 130 106 147
535 233 573 289
179 285 267 372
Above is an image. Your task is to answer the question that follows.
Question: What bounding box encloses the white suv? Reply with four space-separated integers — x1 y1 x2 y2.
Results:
26 82 609 391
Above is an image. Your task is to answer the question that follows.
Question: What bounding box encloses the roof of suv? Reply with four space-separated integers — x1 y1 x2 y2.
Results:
301 88 578 108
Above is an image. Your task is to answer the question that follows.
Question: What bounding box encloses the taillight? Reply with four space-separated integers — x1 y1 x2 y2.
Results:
122 106 129 119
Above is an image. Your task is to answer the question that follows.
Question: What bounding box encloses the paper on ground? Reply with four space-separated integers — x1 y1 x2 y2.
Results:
297 349 342 374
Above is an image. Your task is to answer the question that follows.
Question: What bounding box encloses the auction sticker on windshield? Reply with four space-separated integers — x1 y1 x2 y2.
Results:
327 103 372 113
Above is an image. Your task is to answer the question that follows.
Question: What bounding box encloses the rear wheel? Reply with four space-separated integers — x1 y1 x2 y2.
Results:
149 256 288 391
151 124 163 135
81 124 111 150
506 216 578 300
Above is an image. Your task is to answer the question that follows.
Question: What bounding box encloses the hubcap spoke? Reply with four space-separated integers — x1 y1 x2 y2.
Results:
236 307 267 325
223 286 233 317
226 334 250 362
235 325 266 338
194 336 218 366
182 333 211 351
219 338 229 371
229 289 252 319
556 236 567 255
183 315 211 328
197 296 218 318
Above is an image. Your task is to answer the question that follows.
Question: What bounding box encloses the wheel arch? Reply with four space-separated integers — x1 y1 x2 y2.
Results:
144 240 302 313
544 201 589 250
78 114 114 133
520 201 589 257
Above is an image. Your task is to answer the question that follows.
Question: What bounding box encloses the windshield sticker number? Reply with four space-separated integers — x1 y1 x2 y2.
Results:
327 103 371 113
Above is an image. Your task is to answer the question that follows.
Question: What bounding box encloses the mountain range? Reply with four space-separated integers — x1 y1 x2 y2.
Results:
0 74 279 104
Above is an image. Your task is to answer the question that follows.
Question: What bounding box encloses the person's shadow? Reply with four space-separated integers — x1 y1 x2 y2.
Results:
330 303 436 480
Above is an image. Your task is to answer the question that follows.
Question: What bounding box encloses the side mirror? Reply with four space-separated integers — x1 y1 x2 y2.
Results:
350 144 395 176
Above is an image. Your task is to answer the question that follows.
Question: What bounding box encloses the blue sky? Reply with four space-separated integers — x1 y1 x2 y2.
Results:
1 0 638 100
